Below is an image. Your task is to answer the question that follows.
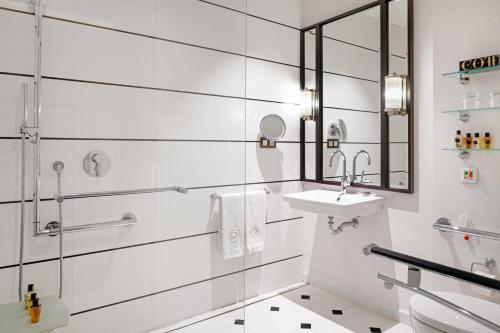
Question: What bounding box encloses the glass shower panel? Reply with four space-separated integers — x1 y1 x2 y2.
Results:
35 0 248 332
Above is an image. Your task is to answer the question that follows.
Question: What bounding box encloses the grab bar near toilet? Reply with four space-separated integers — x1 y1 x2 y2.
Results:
363 244 500 332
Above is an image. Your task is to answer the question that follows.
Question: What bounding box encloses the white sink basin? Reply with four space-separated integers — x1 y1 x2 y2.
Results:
283 189 384 218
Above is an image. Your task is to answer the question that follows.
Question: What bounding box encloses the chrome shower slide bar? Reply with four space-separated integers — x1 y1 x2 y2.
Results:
53 185 188 201
363 244 500 291
38 213 137 236
211 188 270 200
433 217 500 242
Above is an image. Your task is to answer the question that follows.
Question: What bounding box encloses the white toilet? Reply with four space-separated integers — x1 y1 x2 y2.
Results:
409 291 500 333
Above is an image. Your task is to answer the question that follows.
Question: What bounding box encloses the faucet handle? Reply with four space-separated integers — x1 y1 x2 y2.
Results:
345 171 353 186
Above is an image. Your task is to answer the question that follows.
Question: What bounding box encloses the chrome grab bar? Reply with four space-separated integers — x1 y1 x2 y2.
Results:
377 274 500 332
211 188 270 200
363 244 500 291
433 217 500 242
363 244 500 332
53 186 188 201
41 213 137 236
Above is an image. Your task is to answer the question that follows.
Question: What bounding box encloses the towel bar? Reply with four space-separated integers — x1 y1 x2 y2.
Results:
211 188 270 200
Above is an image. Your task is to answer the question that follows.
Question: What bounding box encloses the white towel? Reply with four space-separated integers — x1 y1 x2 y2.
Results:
245 190 267 254
219 193 245 260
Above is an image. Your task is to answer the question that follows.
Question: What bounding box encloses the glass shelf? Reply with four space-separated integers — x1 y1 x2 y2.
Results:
443 148 500 151
442 64 500 78
443 106 500 114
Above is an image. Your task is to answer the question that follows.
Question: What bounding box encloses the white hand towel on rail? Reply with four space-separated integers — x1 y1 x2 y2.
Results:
245 190 267 254
219 193 245 260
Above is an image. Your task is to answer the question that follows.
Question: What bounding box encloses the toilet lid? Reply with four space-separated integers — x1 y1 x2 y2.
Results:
409 292 500 333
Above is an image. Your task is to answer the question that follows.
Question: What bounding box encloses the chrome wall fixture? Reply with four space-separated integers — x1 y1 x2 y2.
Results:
44 213 138 237
327 216 359 235
211 188 270 200
433 217 500 242
83 151 111 177
363 244 500 332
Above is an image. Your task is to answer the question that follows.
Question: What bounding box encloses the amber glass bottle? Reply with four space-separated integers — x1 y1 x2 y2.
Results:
473 133 480 149
465 133 473 149
30 298 41 324
483 132 493 149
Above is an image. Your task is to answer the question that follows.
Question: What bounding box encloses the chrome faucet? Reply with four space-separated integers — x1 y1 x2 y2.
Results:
352 150 371 184
329 150 350 200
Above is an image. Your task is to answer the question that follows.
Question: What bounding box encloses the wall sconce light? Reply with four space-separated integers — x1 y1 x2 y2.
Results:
384 73 408 116
300 88 316 121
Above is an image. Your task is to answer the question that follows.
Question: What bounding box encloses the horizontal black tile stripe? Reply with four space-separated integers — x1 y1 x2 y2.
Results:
0 231 217 270
0 5 32 16
165 283 308 333
44 15 299 69
0 71 33 78
2 137 301 143
71 254 303 316
266 217 303 225
390 170 408 173
323 106 380 113
35 137 301 144
324 70 379 83
390 53 407 60
0 179 302 205
42 75 299 106
0 217 301 270
197 0 300 31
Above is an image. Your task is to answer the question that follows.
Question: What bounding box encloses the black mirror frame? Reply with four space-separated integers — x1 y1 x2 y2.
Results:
299 0 414 194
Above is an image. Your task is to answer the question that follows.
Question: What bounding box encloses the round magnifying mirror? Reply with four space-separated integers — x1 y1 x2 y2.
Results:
260 114 286 141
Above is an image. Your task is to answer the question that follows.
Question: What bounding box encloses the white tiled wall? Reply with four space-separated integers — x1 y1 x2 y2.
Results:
0 1 303 332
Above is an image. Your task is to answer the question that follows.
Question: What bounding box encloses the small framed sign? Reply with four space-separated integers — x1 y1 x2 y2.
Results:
459 55 499 71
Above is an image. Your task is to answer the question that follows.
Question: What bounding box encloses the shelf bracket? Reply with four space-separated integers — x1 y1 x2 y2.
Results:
458 111 470 122
458 73 470 85
458 150 470 159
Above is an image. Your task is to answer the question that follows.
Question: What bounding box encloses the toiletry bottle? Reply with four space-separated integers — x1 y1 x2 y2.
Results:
27 292 37 315
24 284 35 311
455 130 464 148
30 298 41 324
465 133 472 149
473 133 480 149
483 132 493 149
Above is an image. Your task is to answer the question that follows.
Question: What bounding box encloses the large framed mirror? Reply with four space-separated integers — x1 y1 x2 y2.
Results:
300 0 414 193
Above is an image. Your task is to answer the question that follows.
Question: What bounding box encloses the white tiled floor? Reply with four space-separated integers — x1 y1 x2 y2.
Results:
159 285 413 333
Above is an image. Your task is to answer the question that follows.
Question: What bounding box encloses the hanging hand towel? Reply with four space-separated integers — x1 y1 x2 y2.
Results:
219 193 245 260
245 190 267 254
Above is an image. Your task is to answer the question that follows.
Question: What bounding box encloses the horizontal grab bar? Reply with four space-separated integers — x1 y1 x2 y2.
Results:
433 217 500 242
40 213 137 236
363 244 500 291
211 188 270 200
378 273 500 332
54 185 188 201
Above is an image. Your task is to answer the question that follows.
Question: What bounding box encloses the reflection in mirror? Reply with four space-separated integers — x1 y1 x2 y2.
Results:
303 28 316 180
322 5 381 186
389 0 410 190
